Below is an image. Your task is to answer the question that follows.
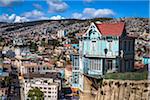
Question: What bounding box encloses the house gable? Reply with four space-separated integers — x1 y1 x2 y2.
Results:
83 22 102 39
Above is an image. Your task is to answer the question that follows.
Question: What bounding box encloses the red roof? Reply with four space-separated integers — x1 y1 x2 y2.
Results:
96 22 125 36
65 64 72 71
64 44 71 47
76 32 84 37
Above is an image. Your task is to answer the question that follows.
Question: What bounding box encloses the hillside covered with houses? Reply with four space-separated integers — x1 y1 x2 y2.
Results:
0 18 149 37
0 18 149 100
0 18 149 63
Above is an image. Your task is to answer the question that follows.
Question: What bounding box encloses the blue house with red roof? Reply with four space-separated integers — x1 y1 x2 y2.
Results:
78 22 135 91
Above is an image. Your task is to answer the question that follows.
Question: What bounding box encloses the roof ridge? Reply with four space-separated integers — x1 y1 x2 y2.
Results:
96 21 125 25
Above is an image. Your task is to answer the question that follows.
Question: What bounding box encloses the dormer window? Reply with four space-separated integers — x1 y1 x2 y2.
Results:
91 26 95 28
83 37 88 40
106 36 112 40
108 40 112 42
106 36 113 42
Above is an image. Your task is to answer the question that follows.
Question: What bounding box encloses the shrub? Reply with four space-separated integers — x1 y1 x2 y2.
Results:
104 71 148 80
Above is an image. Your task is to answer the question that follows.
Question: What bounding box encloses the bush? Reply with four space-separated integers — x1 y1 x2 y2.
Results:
104 71 148 80
28 87 44 100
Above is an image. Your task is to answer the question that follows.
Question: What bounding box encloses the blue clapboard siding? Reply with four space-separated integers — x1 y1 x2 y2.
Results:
143 57 150 65
80 23 120 76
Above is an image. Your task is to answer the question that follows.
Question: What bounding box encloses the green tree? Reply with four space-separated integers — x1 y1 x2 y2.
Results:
0 36 4 42
28 87 44 100
30 42 38 52
41 40 46 47
41 38 46 47
4 76 11 86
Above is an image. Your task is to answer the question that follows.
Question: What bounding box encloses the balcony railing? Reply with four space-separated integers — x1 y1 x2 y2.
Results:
84 53 118 58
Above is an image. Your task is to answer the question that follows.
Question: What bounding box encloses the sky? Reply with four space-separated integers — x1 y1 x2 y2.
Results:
0 0 149 22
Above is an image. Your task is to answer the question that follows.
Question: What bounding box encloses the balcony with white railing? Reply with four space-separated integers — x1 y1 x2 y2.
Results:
84 51 118 58
88 70 103 76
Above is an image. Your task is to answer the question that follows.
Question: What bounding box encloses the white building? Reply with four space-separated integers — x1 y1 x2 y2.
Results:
23 78 59 100
57 29 67 38
20 62 54 75
12 57 54 78
0 87 8 100
13 37 27 46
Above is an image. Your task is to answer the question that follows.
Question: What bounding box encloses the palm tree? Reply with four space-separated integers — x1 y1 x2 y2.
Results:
28 87 44 100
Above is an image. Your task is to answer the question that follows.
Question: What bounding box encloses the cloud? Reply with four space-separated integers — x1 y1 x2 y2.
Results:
0 14 28 23
14 15 29 22
22 10 44 18
72 8 115 19
0 0 14 6
72 13 83 19
0 14 64 22
50 15 64 20
84 8 115 17
0 0 23 7
33 3 43 10
21 10 49 21
83 0 93 3
46 0 68 13
0 10 49 23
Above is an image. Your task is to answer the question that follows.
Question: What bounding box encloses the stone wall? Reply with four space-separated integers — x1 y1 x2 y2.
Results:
80 78 150 100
